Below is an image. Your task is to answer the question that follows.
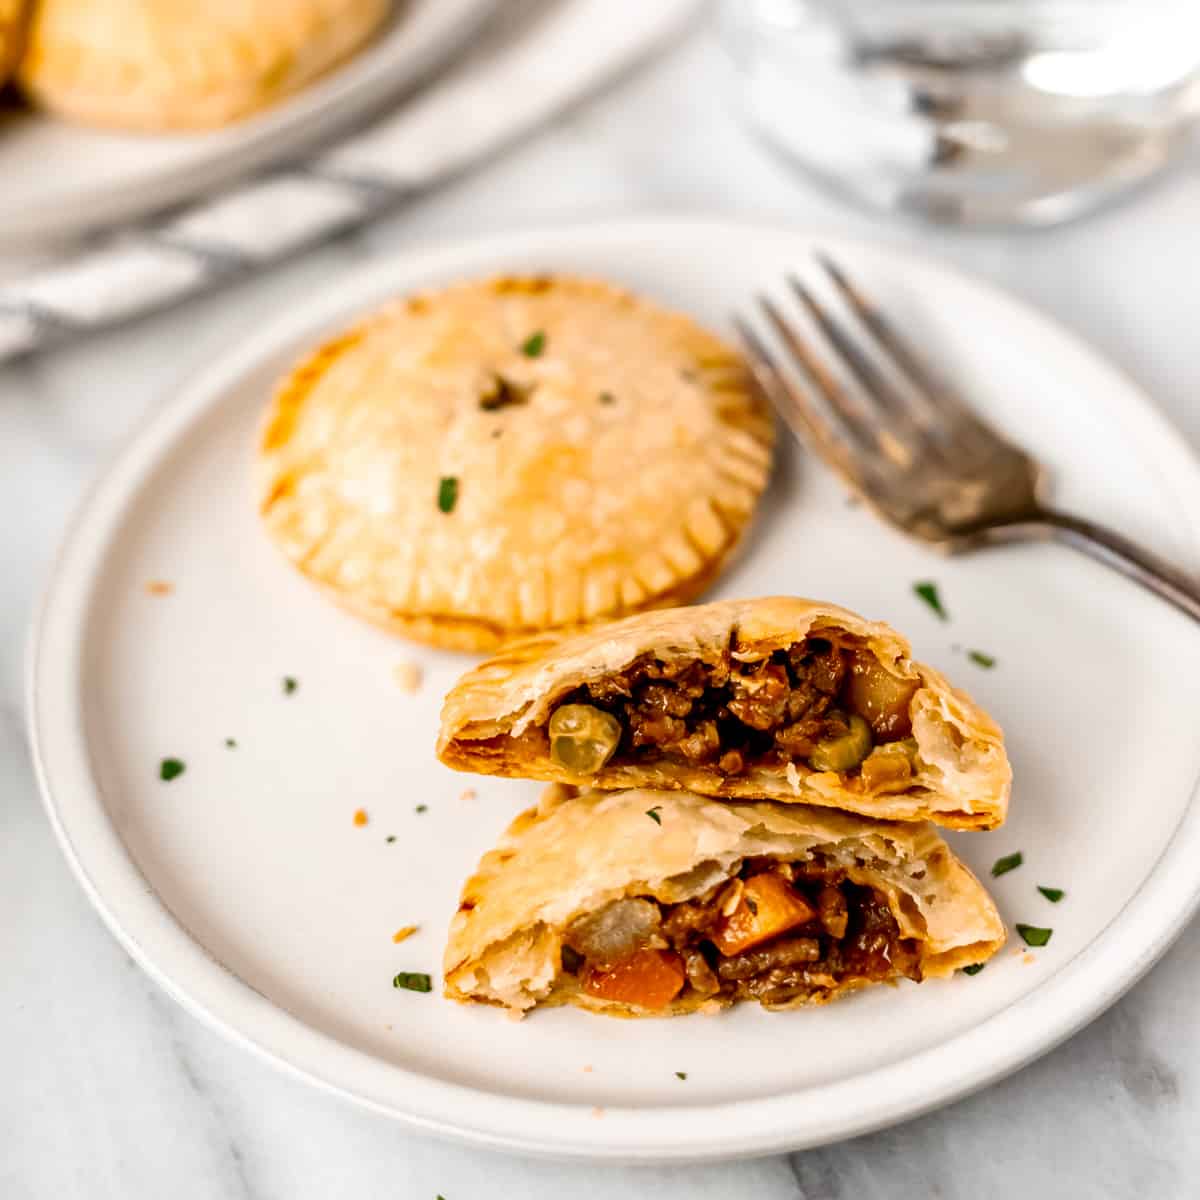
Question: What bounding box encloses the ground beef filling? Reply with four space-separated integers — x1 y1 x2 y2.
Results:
563 860 922 1010
551 636 917 778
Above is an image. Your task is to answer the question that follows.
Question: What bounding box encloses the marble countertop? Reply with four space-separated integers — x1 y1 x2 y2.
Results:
4 17 1200 1200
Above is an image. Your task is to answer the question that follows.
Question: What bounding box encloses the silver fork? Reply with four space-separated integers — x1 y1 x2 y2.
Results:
734 254 1200 623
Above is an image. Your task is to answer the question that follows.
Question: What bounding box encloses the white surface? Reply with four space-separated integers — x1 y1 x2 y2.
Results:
0 0 494 250
26 220 1200 1162
6 17 1200 1199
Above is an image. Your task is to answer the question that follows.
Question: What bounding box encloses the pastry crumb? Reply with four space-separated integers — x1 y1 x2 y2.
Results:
458 788 477 803
393 661 423 693
353 809 369 827
392 925 418 944
145 580 174 596
581 1064 593 1073
591 1106 605 1119
1023 953 1036 965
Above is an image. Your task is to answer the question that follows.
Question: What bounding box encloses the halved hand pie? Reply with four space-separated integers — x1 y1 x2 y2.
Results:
443 786 1005 1016
17 0 389 131
259 276 774 651
438 596 1010 829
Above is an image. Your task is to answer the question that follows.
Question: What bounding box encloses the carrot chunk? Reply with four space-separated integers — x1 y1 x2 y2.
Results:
582 948 686 1009
711 873 816 956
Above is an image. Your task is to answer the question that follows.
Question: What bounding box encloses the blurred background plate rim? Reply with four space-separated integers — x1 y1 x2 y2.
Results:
26 216 1200 1162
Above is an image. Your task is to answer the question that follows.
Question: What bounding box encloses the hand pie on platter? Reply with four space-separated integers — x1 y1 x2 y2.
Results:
259 276 774 651
17 0 390 131
438 596 1010 829
443 786 1005 1017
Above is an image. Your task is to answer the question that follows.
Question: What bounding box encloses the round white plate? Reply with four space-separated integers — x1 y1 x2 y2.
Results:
28 219 1200 1162
0 0 494 252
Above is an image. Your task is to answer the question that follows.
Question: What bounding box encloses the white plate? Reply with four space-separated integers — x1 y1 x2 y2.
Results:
0 0 494 252
28 218 1200 1162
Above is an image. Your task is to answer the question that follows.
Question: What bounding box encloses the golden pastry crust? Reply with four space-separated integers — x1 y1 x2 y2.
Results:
0 0 29 85
438 596 1011 829
444 786 1006 1016
258 276 775 651
17 0 390 131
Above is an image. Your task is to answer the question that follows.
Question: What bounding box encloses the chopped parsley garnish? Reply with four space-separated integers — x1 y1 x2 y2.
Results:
224 738 237 749
437 476 458 513
282 676 298 695
386 835 397 844
645 806 663 825
1037 886 1065 903
415 804 428 814
392 972 432 993
675 1071 688 1080
961 963 986 976
598 391 615 405
913 580 947 620
520 330 546 357
744 895 758 916
159 758 185 782
991 851 1023 877
968 650 996 669
1016 923 1053 947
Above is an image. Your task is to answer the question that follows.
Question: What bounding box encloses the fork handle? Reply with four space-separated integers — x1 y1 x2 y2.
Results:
986 508 1200 624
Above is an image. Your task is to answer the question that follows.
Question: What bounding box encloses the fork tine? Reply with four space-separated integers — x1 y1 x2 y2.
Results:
733 315 842 454
756 294 882 455
733 315 888 503
762 290 914 470
814 251 996 444
786 274 916 426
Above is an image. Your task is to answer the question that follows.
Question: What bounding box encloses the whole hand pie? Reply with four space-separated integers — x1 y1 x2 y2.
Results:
443 786 1005 1017
438 596 1011 829
0 0 28 85
259 276 775 651
17 0 390 131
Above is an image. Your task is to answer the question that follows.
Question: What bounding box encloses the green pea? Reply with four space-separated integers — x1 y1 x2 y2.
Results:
809 714 874 773
548 704 622 775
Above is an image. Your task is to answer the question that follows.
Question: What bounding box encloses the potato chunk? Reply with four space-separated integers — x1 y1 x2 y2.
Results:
844 652 918 738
